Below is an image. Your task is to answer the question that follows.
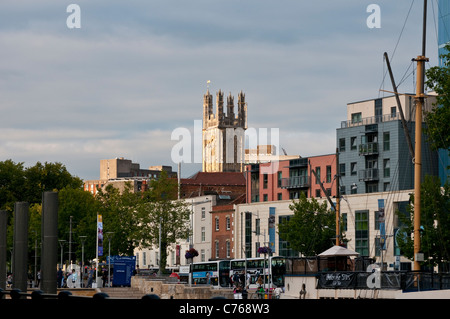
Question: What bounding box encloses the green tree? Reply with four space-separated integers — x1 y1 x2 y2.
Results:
0 160 26 212
135 171 190 273
278 193 338 256
58 187 100 263
95 182 140 257
396 175 450 270
424 43 450 152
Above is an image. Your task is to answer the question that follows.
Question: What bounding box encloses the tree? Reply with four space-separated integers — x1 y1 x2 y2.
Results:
58 187 100 263
278 193 338 256
424 43 450 152
95 182 140 257
135 171 190 273
396 175 450 270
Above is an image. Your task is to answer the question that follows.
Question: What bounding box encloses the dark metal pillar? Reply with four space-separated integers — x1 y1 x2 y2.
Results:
13 202 29 292
0 210 7 291
41 191 58 294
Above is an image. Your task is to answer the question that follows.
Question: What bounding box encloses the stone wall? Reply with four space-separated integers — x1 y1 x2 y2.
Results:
131 276 235 299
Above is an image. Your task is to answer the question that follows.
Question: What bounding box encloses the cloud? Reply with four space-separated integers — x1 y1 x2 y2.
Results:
0 0 440 180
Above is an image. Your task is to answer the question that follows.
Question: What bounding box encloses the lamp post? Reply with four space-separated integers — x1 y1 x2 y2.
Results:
58 240 66 270
79 236 87 287
106 232 114 287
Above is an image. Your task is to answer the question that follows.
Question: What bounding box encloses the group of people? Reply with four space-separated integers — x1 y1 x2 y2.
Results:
230 271 283 299
56 266 110 288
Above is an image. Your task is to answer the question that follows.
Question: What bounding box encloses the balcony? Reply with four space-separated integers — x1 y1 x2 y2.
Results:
341 112 399 128
281 176 310 189
358 168 379 181
359 142 379 155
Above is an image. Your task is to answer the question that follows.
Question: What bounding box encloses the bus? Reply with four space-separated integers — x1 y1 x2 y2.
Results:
190 260 231 287
229 256 286 289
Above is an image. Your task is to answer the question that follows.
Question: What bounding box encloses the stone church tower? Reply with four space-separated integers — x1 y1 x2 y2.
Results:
202 89 247 172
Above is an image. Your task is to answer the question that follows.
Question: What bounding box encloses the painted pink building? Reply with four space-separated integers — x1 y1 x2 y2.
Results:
245 154 337 203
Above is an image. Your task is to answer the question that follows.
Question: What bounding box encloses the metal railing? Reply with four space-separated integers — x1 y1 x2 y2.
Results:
341 113 400 128
280 176 310 189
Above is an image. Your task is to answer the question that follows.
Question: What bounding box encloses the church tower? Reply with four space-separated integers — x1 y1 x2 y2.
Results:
202 89 247 172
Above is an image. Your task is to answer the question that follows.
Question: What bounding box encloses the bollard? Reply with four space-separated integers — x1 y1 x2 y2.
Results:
13 202 29 293
41 192 58 294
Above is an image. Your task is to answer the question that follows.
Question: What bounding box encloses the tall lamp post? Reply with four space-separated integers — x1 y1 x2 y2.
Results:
58 240 66 270
106 232 114 287
79 236 87 287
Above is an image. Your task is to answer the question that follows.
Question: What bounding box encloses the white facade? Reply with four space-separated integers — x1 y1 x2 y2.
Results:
134 195 216 270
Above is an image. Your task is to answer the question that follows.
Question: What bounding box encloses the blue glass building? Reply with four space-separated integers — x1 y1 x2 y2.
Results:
438 0 449 184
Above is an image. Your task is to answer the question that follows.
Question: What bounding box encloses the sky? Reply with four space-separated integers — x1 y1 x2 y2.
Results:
0 1 441 180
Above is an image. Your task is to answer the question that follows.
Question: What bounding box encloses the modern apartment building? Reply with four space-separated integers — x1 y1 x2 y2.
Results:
438 0 450 184
336 95 438 195
245 153 337 203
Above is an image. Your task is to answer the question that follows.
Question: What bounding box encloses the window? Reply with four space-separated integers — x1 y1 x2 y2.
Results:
391 106 397 118
277 171 282 187
339 163 346 176
315 189 321 197
355 210 369 256
215 217 219 231
263 194 268 201
226 216 231 230
383 132 390 151
277 193 282 200
351 136 357 150
201 207 205 219
214 242 219 258
315 167 321 184
339 138 346 152
255 218 260 236
226 241 231 258
367 182 378 193
201 227 205 242
351 112 362 123
351 162 357 176
326 165 332 183
384 182 390 191
263 174 268 189
383 159 390 178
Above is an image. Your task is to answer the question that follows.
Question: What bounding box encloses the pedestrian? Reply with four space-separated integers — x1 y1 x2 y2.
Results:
57 268 63 288
70 269 78 288
36 270 41 287
102 268 107 287
87 267 94 288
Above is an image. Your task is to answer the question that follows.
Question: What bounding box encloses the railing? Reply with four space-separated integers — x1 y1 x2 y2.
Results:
281 176 310 189
359 142 379 155
341 113 400 128
316 271 450 291
358 168 379 181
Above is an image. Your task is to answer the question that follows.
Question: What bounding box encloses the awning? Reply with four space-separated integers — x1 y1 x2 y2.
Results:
318 245 360 257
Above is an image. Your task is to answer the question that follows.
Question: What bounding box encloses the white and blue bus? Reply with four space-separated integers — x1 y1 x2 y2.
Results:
229 256 285 289
190 260 231 287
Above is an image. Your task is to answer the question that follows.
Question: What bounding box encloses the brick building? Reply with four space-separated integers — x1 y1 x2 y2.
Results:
245 153 337 203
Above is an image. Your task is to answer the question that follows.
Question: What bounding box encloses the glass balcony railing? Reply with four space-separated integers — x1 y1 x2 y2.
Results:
358 168 379 181
359 142 379 155
281 176 310 189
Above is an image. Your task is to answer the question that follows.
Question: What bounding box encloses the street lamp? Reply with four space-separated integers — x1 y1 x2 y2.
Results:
106 232 114 287
58 240 66 270
79 236 87 288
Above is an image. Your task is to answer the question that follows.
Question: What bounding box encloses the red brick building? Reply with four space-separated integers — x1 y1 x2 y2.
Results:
245 154 337 203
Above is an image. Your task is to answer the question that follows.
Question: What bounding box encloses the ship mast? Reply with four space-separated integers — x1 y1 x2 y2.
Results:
413 0 429 272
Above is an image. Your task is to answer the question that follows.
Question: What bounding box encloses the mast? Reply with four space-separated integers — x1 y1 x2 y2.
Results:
413 0 429 272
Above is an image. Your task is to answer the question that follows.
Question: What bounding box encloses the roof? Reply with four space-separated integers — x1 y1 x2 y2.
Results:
180 171 246 186
318 245 360 257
